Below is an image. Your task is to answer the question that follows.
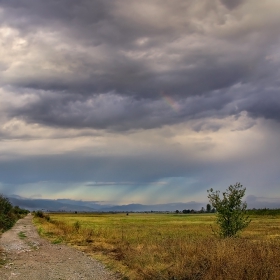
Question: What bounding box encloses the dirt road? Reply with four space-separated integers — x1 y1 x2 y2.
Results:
0 214 119 279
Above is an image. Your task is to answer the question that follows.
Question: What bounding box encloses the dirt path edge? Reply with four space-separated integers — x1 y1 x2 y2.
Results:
0 214 120 280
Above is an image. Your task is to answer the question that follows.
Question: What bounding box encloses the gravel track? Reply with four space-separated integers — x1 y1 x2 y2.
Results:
0 214 119 280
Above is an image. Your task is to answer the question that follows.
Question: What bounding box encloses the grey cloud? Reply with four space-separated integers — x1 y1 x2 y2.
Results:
0 0 206 44
1 0 280 131
220 0 243 9
238 89 280 122
6 89 236 131
7 83 280 131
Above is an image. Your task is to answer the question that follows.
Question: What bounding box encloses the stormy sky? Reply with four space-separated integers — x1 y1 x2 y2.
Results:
0 0 280 205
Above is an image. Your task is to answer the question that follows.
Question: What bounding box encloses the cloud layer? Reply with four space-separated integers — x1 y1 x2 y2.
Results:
0 0 280 203
1 0 280 130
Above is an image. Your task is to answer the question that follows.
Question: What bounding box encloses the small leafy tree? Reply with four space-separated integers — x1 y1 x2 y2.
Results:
207 183 251 237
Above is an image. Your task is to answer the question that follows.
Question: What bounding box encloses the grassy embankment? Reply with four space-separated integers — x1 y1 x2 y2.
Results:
34 212 280 280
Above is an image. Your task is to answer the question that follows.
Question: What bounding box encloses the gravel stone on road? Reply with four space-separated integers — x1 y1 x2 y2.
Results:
0 214 119 280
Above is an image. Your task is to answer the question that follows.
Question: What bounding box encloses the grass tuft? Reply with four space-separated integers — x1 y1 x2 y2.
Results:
52 237 63 244
0 248 6 267
18 231 27 239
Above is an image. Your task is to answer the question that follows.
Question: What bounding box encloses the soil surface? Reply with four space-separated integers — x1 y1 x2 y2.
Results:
0 214 119 279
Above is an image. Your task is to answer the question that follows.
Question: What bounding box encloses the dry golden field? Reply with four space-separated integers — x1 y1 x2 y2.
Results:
34 213 280 280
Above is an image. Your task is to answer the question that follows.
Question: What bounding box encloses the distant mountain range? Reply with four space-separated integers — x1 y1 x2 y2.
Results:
7 194 280 212
7 195 205 212
246 195 280 209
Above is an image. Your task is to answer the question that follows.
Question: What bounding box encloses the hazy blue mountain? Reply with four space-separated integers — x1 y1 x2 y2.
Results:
8 197 96 212
7 195 205 212
246 195 280 209
56 199 113 210
100 202 204 212
10 194 280 212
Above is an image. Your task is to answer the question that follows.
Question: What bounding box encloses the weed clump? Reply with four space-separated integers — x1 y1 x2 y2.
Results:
73 221 81 232
34 211 51 222
18 231 27 239
34 210 44 218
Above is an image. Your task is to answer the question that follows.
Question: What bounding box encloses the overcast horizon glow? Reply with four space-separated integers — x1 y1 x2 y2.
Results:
0 0 280 205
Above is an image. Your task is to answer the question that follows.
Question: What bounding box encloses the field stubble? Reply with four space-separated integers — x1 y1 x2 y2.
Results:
34 213 280 280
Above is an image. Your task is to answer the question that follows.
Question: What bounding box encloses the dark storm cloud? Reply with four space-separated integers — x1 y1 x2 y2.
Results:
1 0 280 130
220 0 243 10
6 88 238 131
240 89 280 122
0 0 201 45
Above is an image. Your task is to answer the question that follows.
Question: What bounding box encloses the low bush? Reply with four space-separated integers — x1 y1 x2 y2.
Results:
34 210 44 218
0 194 29 232
34 210 51 222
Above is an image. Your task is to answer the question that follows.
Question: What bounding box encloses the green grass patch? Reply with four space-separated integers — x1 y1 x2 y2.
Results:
52 237 63 244
0 258 6 266
18 231 26 239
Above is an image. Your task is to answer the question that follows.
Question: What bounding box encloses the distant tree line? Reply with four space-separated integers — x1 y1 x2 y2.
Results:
175 204 216 214
0 194 30 232
247 208 280 216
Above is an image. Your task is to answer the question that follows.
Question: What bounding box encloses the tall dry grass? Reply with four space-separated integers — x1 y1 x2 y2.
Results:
34 213 280 280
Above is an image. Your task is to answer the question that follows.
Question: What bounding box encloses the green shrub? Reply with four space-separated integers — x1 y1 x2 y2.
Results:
0 194 29 232
0 194 16 231
207 183 251 237
34 210 51 222
34 210 44 218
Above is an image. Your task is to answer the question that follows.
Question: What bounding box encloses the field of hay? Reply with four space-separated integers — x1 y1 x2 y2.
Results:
34 213 280 280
